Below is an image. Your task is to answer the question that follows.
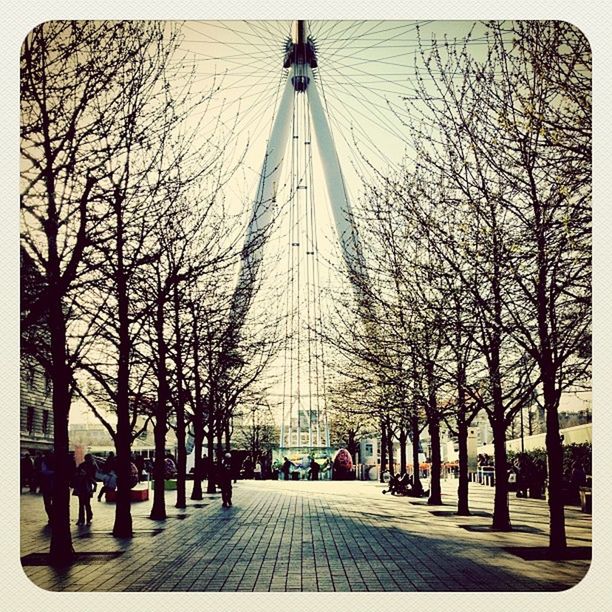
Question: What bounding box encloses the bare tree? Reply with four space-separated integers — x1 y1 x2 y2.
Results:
20 21 166 563
401 21 590 546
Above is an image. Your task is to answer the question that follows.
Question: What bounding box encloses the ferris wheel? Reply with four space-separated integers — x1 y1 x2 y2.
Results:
181 20 479 449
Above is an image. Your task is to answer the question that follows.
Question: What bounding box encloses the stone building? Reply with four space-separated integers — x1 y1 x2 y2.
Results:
20 247 54 455
20 357 54 454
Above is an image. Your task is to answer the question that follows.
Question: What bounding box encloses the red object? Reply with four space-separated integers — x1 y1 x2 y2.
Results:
105 487 149 502
333 448 353 477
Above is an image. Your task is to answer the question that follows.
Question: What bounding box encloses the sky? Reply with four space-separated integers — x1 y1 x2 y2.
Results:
69 20 494 426
64 20 593 426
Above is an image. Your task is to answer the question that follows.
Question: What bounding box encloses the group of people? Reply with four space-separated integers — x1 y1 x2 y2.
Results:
279 455 322 480
20 451 59 522
71 452 122 525
20 451 46 493
382 472 426 497
20 449 137 525
507 454 547 499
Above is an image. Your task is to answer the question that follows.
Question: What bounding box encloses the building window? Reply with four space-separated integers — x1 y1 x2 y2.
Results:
365 443 373 457
42 410 49 435
44 373 52 395
27 407 34 434
25 364 35 388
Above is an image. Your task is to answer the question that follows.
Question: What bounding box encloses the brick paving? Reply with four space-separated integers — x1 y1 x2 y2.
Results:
19 478 591 592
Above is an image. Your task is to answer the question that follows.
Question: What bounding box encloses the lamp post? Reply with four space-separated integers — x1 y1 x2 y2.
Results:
520 406 525 454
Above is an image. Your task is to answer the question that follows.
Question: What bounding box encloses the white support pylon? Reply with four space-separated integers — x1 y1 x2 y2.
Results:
228 67 296 329
225 21 369 450
305 63 369 310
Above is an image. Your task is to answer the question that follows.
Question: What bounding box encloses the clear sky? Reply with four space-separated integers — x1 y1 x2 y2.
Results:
71 19 489 423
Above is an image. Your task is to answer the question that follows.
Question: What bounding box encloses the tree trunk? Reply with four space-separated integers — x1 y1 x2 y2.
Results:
379 420 387 483
112 192 133 538
224 419 231 452
456 417 470 516
172 284 186 509
399 428 407 475
44 101 74 563
427 414 442 505
386 422 395 477
49 331 74 564
410 411 423 495
190 307 204 500
534 202 567 555
491 417 512 530
190 423 204 500
348 432 358 462
206 417 216 493
544 376 566 556
150 290 168 521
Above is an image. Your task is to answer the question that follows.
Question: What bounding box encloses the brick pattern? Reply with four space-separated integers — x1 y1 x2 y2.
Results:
20 479 591 592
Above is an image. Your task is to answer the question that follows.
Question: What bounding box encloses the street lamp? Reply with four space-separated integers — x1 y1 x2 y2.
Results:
520 405 525 454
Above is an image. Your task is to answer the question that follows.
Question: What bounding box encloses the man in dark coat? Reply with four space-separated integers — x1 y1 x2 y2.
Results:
218 453 233 507
39 452 55 523
21 453 34 491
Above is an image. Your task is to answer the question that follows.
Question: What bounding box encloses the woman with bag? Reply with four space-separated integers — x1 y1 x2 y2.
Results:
72 454 97 525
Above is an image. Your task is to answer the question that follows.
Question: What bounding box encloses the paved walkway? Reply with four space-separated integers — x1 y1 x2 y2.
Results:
19 478 591 592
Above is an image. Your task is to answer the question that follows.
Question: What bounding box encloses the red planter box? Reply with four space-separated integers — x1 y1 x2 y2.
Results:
104 486 149 502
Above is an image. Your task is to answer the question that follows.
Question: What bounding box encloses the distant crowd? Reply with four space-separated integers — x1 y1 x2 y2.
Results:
20 450 172 525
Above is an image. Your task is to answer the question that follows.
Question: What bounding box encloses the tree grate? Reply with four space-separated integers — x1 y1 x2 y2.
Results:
429 510 492 518
21 551 124 566
458 523 543 534
77 528 164 538
504 546 591 561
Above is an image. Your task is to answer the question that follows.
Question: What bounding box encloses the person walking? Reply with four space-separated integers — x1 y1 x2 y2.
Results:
21 452 34 492
72 455 97 525
38 451 55 523
310 458 320 481
218 452 233 508
570 461 587 505
254 460 262 480
282 457 292 481
31 452 43 493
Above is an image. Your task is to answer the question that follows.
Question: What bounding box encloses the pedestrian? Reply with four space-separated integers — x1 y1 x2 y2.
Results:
202 455 209 480
134 454 145 482
72 457 97 525
31 451 43 493
282 457 292 481
38 451 55 524
218 452 233 508
102 451 116 474
310 458 320 480
514 455 529 498
570 460 586 504
164 454 177 479
242 456 253 480
254 460 262 480
21 452 34 492
97 468 117 502
144 458 154 478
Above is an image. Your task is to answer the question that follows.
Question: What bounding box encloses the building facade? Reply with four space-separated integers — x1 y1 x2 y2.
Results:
20 247 54 455
20 357 54 454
